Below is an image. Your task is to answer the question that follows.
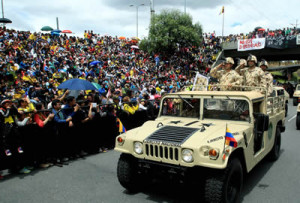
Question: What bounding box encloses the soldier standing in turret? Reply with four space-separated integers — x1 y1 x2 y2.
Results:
235 55 264 89
259 60 273 96
210 57 242 91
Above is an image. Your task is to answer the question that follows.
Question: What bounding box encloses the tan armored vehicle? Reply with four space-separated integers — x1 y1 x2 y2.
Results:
271 86 289 116
115 87 285 202
293 84 300 106
297 104 300 130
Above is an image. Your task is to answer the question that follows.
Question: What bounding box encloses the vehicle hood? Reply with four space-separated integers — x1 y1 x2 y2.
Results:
129 117 250 148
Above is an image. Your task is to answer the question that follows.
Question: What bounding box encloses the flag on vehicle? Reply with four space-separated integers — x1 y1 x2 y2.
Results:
225 127 237 148
116 118 126 133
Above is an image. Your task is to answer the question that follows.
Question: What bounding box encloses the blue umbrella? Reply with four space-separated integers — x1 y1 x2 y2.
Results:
89 60 101 66
51 29 61 33
58 79 97 90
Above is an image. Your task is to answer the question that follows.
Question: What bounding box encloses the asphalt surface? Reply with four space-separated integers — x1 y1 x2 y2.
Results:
0 99 299 203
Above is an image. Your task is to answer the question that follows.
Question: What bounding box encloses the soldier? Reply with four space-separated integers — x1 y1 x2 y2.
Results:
210 57 242 90
259 60 273 96
235 55 264 90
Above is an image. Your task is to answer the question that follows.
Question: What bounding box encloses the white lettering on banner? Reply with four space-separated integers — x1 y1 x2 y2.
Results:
297 35 300 45
238 38 266 51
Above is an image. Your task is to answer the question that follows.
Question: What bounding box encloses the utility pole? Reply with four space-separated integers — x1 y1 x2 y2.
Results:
56 17 59 30
184 0 186 14
150 0 155 21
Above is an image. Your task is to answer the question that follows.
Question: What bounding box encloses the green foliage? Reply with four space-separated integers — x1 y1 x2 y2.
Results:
140 9 203 56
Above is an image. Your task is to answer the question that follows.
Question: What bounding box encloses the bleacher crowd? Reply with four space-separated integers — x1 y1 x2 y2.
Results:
0 27 222 176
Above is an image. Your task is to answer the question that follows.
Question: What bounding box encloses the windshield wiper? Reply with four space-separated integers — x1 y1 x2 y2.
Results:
178 95 194 109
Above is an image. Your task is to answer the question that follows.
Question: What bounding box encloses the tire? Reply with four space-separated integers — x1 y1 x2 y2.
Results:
293 98 298 106
285 103 288 117
204 158 243 203
117 154 143 193
269 126 281 161
296 114 300 130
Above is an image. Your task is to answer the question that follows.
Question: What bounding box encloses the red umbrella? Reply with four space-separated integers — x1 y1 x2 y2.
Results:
258 28 265 32
61 30 72 34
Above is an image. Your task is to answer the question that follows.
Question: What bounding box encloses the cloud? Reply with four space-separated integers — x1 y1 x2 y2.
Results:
231 22 242 27
3 0 299 38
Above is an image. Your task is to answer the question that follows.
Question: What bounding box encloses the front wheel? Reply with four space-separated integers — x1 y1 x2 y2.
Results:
204 158 243 203
269 127 281 161
296 114 300 130
117 154 144 193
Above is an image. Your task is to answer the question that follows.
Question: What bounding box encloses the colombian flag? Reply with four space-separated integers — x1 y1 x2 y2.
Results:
117 118 126 133
219 6 224 15
225 127 237 148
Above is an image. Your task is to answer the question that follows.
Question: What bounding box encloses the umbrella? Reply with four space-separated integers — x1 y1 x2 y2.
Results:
131 45 139 49
51 29 61 33
61 30 72 34
92 82 101 89
0 18 12 24
258 28 265 32
41 26 53 31
254 26 262 31
119 36 126 40
131 37 140 40
58 78 97 90
89 60 101 66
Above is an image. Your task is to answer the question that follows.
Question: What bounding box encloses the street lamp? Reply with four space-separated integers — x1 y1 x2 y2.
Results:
0 0 12 26
130 4 144 38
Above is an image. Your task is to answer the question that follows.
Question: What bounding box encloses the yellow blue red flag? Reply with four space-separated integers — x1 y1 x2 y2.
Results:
117 118 126 133
219 6 224 15
225 127 237 148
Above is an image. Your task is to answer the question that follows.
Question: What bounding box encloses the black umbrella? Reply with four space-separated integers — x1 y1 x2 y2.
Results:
0 18 12 24
254 26 262 31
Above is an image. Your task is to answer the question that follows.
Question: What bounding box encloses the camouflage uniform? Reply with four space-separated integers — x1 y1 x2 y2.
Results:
235 66 264 88
261 71 273 96
210 68 242 91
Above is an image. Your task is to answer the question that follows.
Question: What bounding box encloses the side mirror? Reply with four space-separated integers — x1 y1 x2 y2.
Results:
253 113 269 132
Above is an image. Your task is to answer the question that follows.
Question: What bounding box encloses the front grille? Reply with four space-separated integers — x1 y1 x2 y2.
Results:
145 144 179 161
145 126 199 145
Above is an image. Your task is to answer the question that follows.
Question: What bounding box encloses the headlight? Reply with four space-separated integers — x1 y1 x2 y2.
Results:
182 149 194 163
134 142 143 154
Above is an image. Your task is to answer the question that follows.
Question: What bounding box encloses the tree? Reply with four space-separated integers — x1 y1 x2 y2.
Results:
140 9 203 56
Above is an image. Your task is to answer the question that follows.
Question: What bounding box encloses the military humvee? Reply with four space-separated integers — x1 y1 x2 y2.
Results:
293 84 300 106
115 86 285 202
297 104 300 130
271 86 289 116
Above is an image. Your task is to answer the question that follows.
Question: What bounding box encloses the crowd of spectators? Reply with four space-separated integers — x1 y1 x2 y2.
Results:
0 27 222 176
222 26 299 42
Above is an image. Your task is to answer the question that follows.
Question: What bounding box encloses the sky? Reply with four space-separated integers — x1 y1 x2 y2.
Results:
2 0 299 38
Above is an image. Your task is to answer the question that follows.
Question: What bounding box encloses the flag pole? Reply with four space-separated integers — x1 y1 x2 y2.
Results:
222 9 224 37
223 123 227 153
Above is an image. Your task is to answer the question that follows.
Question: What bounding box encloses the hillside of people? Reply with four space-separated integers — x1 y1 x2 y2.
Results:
0 25 298 175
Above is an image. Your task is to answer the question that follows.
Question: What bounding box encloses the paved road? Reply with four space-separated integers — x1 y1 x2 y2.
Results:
0 100 299 203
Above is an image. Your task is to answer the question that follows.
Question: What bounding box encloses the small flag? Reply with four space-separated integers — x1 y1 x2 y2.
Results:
225 127 237 148
219 6 224 15
117 118 126 133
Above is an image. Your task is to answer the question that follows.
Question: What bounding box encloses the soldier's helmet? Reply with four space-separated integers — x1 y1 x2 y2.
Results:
259 60 268 67
247 54 257 63
225 57 234 65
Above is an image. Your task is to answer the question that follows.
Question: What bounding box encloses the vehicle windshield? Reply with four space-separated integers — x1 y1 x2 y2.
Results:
204 98 250 121
161 97 200 118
